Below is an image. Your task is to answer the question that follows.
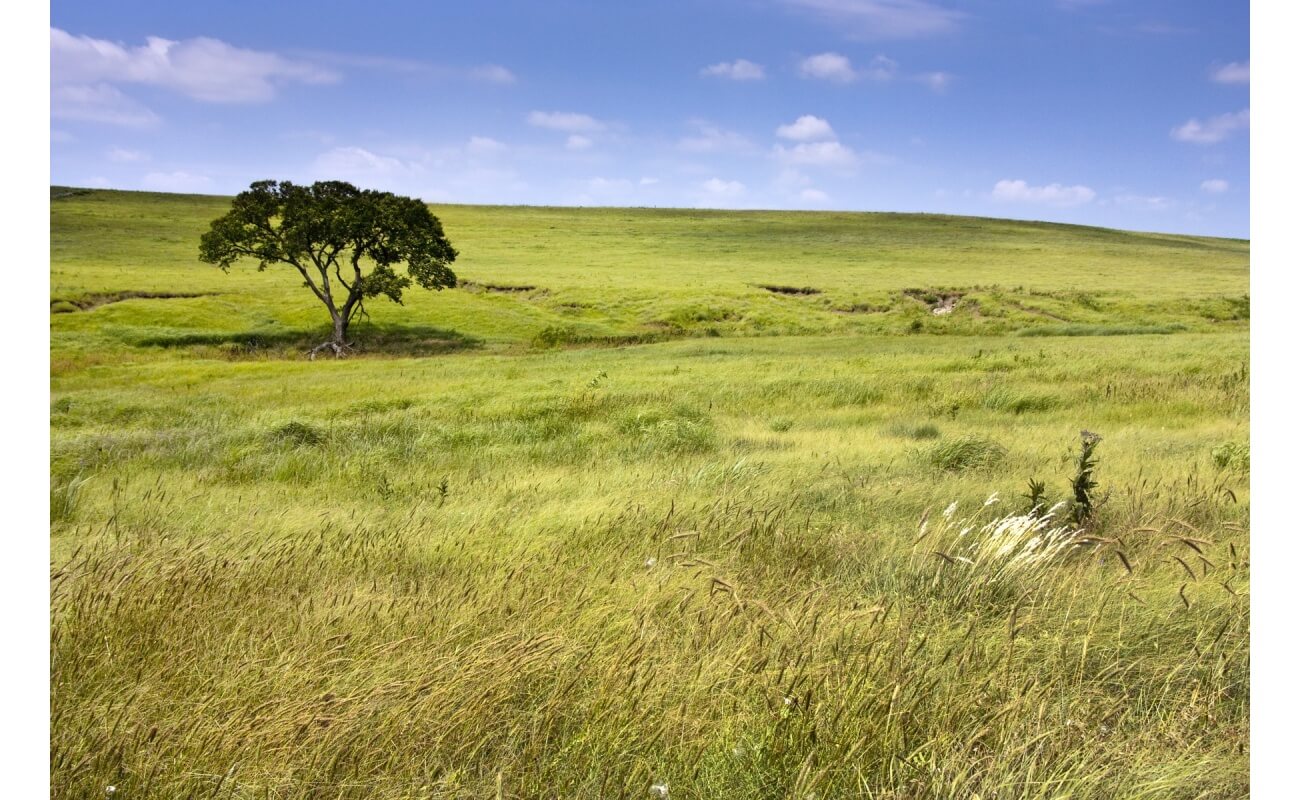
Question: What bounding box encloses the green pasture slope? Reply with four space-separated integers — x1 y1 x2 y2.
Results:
51 188 1249 798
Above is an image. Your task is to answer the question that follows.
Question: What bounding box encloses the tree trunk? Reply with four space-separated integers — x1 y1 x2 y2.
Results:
308 312 352 359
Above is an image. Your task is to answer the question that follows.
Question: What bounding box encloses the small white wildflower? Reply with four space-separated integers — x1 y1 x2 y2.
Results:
784 696 796 708
105 788 117 797
650 782 669 798
645 557 657 568
984 492 1000 506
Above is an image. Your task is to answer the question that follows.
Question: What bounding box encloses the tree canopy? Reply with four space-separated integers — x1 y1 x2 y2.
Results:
199 180 458 357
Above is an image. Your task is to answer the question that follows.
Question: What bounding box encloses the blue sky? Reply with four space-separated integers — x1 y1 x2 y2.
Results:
49 0 1249 237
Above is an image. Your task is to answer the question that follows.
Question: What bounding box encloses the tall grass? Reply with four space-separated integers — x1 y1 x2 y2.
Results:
50 191 1250 797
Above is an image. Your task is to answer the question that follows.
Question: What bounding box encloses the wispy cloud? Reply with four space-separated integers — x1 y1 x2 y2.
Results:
51 27 337 104
1210 61 1249 85
314 146 413 177
700 178 746 199
465 136 508 156
527 111 606 133
51 83 159 127
782 0 963 39
1200 178 1229 194
991 179 1096 206
1115 193 1170 211
565 135 594 151
107 147 148 163
700 59 765 80
1171 108 1249 144
678 121 755 154
798 52 949 91
914 71 952 91
774 140 861 169
470 64 517 84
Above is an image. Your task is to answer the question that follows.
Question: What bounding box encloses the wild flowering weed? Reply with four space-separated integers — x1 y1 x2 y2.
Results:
912 497 1082 610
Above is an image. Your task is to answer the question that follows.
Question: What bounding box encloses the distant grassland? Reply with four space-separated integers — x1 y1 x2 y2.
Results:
51 189 1249 798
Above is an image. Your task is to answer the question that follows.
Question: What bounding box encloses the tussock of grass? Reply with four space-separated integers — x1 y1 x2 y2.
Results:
885 420 942 439
982 387 1059 414
616 404 716 455
923 434 1008 471
1212 441 1249 472
268 420 327 447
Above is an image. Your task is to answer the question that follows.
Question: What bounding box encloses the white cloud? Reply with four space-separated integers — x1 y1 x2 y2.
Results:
678 122 754 154
1210 61 1249 84
701 178 746 198
799 52 949 90
1171 108 1249 144
776 115 837 141
565 135 594 151
465 136 507 156
799 52 858 83
991 179 1096 206
527 110 606 132
107 147 147 162
51 83 159 127
1201 178 1229 193
52 129 75 143
639 177 660 185
782 0 963 39
470 64 516 84
141 171 211 193
774 140 859 169
51 27 336 103
700 59 765 80
799 188 831 203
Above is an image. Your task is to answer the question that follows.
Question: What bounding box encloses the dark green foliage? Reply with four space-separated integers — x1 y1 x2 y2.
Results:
199 180 458 353
1024 477 1047 513
1070 430 1103 524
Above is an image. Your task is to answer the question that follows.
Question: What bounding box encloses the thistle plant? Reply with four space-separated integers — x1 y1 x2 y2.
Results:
1070 430 1103 525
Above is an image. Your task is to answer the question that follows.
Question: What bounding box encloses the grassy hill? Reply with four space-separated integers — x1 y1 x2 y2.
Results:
51 189 1249 798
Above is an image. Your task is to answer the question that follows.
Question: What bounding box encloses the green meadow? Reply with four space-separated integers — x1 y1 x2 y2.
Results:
51 188 1249 798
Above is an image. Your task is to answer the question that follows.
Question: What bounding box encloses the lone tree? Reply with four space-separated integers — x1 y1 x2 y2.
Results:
199 180 458 357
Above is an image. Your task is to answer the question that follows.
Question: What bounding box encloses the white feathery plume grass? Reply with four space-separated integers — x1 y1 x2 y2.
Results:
913 501 1081 606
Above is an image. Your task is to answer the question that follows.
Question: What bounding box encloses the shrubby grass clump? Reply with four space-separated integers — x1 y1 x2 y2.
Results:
1213 440 1250 471
268 420 327 447
923 434 1008 471
616 404 716 456
885 420 942 439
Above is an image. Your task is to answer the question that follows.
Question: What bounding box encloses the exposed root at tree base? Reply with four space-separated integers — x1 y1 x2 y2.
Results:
307 340 355 360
